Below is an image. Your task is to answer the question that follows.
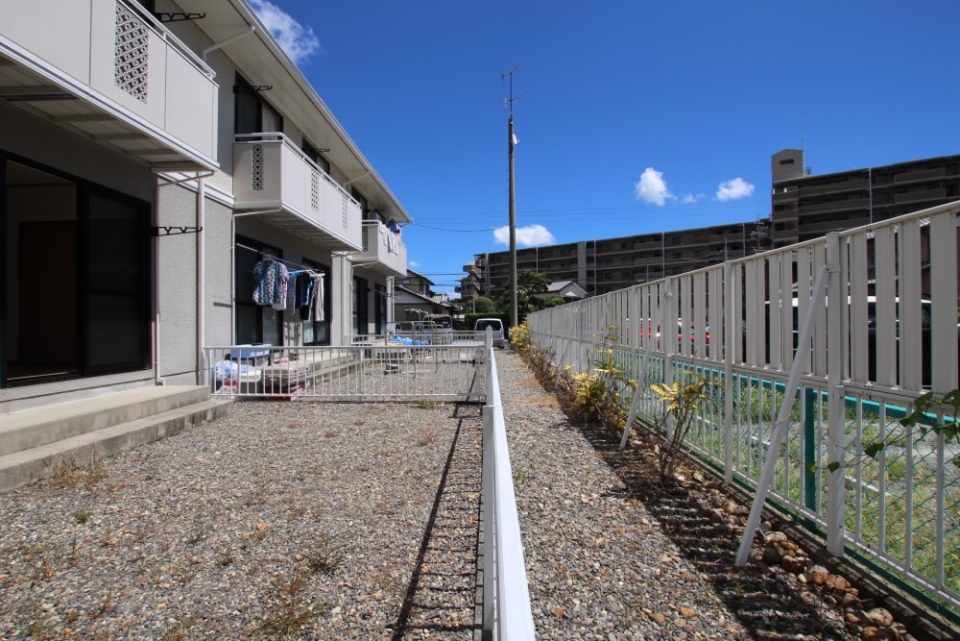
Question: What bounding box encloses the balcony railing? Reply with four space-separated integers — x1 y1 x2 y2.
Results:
233 133 363 251
0 0 218 165
353 221 406 275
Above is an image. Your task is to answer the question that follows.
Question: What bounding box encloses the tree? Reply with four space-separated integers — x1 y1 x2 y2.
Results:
497 269 550 320
471 296 498 314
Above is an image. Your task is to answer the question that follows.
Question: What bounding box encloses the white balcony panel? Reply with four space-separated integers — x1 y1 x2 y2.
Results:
0 0 217 167
234 136 363 252
2 0 93 83
353 222 407 276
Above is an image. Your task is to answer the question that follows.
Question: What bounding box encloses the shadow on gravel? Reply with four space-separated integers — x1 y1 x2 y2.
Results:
573 421 851 641
389 403 484 641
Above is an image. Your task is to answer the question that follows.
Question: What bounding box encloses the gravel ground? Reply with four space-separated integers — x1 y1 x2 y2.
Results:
0 351 936 640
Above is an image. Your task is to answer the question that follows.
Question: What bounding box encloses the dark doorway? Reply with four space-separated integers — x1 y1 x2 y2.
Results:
1 157 150 387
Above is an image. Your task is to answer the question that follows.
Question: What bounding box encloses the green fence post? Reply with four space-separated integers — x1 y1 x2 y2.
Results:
804 387 817 511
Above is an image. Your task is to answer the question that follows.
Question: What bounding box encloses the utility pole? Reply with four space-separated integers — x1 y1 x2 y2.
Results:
502 63 522 330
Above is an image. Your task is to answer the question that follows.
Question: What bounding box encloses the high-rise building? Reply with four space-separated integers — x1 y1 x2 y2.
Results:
771 149 960 246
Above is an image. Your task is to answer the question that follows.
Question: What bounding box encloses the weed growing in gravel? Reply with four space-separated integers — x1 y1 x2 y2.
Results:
263 570 326 636
286 498 307 520
301 533 345 575
48 455 109 490
73 509 91 525
513 462 535 485
162 616 197 641
416 425 440 446
416 398 441 409
186 520 210 545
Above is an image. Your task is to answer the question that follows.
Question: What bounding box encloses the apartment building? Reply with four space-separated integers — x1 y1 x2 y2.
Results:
0 0 409 403
771 149 960 246
465 150 960 301
469 220 765 300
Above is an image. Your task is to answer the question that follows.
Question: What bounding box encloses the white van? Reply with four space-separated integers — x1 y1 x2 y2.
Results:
474 318 506 348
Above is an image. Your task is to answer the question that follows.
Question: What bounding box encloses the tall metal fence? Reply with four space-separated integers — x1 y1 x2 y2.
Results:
526 201 960 618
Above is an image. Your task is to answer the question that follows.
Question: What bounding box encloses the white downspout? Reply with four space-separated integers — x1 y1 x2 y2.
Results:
196 177 205 384
153 180 163 385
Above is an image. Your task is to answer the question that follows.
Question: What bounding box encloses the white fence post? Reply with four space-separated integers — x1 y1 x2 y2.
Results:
825 232 846 557
723 261 735 484
736 258 830 565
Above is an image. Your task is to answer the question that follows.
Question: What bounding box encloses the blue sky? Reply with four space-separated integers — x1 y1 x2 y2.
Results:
250 0 960 294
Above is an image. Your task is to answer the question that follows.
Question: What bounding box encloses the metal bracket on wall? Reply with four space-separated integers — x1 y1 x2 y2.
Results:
155 12 206 23
152 226 203 237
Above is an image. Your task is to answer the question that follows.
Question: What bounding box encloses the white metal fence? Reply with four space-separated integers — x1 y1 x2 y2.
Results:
482 344 537 640
202 342 486 401
527 201 960 618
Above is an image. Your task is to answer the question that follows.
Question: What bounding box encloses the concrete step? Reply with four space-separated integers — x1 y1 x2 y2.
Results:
0 398 233 492
0 386 211 457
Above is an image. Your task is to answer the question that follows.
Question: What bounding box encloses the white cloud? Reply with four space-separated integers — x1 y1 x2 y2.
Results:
249 0 322 64
409 261 421 268
715 177 755 201
681 193 704 204
493 224 556 247
634 167 672 205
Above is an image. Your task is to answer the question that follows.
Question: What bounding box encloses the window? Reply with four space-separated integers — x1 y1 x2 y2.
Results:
351 188 369 217
235 236 284 346
234 74 282 135
301 258 331 346
302 139 330 174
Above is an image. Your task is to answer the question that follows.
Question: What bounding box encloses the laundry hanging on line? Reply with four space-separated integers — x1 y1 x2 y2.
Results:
252 258 289 309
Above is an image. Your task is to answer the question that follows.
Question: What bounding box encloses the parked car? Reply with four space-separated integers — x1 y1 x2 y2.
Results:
475 318 506 348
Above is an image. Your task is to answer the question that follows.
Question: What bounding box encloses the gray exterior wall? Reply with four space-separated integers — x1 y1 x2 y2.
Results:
157 182 199 383
204 197 234 347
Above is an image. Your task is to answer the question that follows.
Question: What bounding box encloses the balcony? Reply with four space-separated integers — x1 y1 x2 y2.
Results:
0 0 218 169
352 221 406 276
233 134 363 251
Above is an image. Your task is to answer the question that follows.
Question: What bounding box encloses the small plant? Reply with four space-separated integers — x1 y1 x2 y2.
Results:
416 425 440 446
263 570 325 636
513 462 535 485
415 398 440 409
187 520 210 546
48 455 108 490
73 509 91 525
510 320 533 352
569 344 636 433
650 377 714 485
301 533 345 575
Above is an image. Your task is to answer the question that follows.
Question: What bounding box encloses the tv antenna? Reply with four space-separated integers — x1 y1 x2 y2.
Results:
501 62 523 116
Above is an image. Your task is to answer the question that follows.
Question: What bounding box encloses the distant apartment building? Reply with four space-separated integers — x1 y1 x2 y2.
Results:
771 149 960 246
466 221 766 300
462 150 960 301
